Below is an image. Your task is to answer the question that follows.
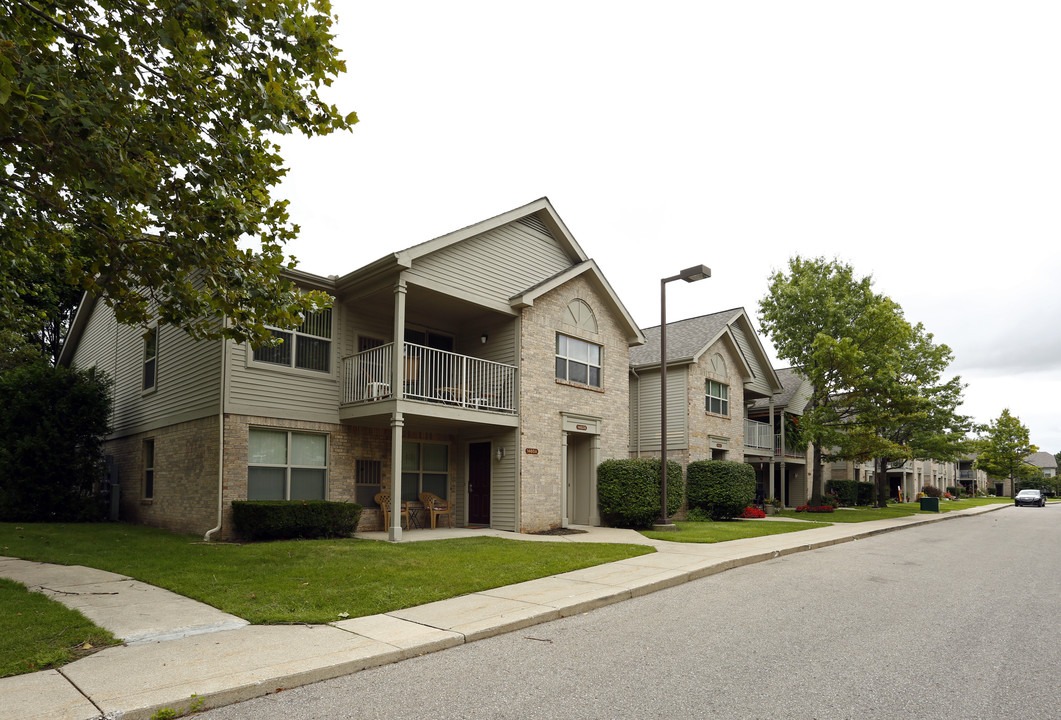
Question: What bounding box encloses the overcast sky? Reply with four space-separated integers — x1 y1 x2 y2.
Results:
273 1 1061 454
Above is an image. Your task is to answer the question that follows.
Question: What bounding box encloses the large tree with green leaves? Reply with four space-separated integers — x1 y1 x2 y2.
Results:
842 319 976 506
758 256 894 501
1 0 355 350
975 409 1037 497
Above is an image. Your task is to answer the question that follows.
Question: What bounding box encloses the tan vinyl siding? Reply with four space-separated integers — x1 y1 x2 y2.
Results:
789 379 813 415
409 222 572 306
226 342 340 423
71 300 119 383
628 367 688 452
456 321 517 367
730 322 775 398
487 430 518 531
80 309 222 437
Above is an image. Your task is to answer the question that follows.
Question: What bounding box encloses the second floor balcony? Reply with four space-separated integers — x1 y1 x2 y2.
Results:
744 419 773 451
342 342 517 414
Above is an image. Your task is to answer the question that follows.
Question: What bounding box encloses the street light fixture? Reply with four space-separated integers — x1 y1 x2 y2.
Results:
657 264 711 530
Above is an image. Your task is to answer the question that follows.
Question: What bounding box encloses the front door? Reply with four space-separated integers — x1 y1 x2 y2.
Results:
567 434 593 525
468 442 491 525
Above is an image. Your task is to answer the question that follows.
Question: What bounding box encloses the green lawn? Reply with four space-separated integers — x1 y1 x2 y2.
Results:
0 578 119 678
776 496 1012 523
641 518 830 543
0 523 653 625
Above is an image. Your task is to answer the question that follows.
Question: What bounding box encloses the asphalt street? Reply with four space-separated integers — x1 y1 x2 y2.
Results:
199 505 1061 720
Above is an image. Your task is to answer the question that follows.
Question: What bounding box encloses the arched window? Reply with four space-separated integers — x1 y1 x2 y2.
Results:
564 299 598 333
710 353 726 375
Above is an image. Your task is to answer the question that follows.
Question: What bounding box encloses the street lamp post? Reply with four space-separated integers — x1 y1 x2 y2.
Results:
656 264 711 531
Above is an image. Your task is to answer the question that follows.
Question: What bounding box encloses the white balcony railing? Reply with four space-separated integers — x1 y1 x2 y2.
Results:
744 419 773 450
342 342 517 414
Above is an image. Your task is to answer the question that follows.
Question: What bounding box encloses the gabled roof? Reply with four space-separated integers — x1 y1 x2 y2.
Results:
629 308 781 393
335 197 586 291
510 259 644 345
1026 452 1058 470
751 367 812 414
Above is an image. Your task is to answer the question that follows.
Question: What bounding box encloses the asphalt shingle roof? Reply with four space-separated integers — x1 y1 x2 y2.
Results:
629 308 742 367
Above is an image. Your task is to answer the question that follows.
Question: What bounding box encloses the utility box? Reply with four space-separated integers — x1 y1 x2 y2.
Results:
919 496 940 512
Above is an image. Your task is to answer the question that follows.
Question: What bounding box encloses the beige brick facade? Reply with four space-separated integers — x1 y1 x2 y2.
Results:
105 416 219 537
684 339 746 465
518 275 631 532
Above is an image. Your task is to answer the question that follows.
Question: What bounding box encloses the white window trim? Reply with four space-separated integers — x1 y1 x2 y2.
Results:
706 379 729 416
401 441 450 501
247 429 329 501
555 333 603 389
248 309 336 378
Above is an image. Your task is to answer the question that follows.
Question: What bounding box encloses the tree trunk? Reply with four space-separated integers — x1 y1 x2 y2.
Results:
811 443 824 502
875 458 890 507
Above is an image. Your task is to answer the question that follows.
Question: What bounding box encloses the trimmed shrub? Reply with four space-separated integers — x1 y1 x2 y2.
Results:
597 458 683 529
921 485 942 498
0 363 112 522
231 500 362 541
686 460 755 521
825 479 875 506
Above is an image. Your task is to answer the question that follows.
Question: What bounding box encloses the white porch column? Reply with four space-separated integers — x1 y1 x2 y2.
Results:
389 411 405 542
392 277 407 401
389 277 408 542
768 399 776 500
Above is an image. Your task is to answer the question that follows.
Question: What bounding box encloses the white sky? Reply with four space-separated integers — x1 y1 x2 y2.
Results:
274 0 1061 454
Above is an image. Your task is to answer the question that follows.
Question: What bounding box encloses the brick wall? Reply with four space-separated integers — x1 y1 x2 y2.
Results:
221 416 456 539
685 339 746 463
105 415 219 537
518 275 632 532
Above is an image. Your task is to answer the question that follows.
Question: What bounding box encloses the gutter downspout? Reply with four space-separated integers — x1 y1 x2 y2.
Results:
204 331 228 541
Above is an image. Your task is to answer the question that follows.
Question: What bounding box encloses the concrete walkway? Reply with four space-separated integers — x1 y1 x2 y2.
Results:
0 504 1008 720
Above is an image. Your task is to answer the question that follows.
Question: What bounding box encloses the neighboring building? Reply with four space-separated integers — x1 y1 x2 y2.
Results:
60 198 644 540
747 367 813 507
628 309 790 501
957 456 990 495
1026 451 1058 478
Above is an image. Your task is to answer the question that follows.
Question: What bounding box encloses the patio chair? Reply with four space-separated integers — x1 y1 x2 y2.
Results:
419 492 452 529
374 493 408 531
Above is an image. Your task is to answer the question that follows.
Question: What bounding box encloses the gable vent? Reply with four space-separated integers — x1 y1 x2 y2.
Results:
517 214 552 237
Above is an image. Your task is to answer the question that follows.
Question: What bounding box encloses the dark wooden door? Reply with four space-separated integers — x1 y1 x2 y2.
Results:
468 442 491 525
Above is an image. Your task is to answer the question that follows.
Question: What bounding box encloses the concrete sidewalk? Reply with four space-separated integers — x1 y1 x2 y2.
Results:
0 504 1008 720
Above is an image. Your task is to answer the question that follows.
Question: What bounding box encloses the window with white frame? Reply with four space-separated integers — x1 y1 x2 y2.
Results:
401 441 448 501
247 429 327 500
142 327 158 391
706 380 729 415
254 308 332 373
555 334 602 387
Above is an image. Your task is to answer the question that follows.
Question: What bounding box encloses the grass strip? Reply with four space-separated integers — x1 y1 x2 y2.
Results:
0 578 119 678
641 518 830 543
777 496 1013 523
0 523 653 624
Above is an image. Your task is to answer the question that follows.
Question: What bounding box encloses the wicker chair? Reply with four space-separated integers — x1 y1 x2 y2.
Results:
418 492 452 529
374 493 408 531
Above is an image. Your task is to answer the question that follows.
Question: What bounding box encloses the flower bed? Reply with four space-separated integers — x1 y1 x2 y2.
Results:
739 506 766 519
795 504 835 513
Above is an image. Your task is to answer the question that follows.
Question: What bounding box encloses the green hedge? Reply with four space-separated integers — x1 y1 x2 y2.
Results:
597 458 683 529
686 460 755 520
231 500 362 541
0 363 112 522
825 479 875 506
